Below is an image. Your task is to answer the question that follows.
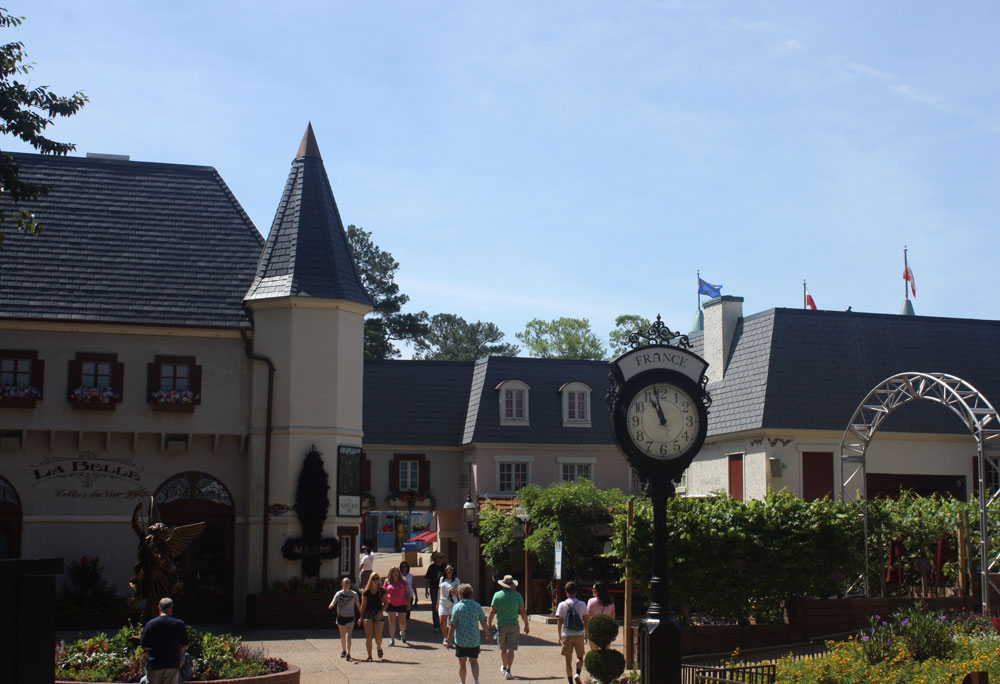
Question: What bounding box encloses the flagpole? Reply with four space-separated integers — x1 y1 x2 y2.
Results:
903 245 909 301
696 270 701 311
803 279 807 310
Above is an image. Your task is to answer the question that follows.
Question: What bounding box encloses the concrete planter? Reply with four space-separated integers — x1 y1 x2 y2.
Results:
57 665 300 684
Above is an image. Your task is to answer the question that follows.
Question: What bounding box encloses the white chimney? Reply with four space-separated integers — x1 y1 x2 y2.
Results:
703 295 743 384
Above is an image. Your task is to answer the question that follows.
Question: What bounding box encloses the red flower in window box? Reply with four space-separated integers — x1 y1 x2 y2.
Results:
69 386 121 404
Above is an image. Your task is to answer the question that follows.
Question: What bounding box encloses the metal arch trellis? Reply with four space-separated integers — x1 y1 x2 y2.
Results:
838 371 1000 614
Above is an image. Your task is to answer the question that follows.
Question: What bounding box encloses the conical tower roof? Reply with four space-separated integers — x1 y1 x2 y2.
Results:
245 124 373 306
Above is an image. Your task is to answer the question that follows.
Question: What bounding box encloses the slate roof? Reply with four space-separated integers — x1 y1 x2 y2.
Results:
363 356 616 447
690 308 1000 437
0 152 264 328
363 360 475 445
245 126 372 306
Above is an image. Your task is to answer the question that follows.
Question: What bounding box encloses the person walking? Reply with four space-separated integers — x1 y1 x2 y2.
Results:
424 552 447 632
140 597 189 684
488 574 530 680
358 545 375 590
437 564 461 646
555 582 589 684
359 573 388 661
448 583 493 684
383 566 410 645
399 560 417 624
586 581 616 651
328 577 363 661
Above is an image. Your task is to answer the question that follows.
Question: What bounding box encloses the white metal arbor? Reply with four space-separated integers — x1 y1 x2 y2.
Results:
839 372 1000 613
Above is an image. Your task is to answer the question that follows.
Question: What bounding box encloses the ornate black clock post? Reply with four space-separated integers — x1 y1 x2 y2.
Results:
607 316 711 684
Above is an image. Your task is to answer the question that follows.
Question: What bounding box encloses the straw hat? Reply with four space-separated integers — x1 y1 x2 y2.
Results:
497 574 519 589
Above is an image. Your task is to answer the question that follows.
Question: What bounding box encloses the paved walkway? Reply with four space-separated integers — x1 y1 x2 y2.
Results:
242 603 628 684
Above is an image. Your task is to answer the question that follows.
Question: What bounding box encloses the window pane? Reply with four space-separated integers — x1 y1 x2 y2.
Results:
578 464 592 480
505 390 514 418
514 390 523 418
562 464 574 481
1 359 12 373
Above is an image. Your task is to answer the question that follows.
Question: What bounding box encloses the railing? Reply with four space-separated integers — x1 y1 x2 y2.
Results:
678 632 855 684
683 663 776 684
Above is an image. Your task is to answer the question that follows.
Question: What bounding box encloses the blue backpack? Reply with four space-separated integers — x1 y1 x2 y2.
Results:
564 599 584 631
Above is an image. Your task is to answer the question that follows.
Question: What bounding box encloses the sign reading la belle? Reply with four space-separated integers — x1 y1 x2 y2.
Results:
32 451 144 487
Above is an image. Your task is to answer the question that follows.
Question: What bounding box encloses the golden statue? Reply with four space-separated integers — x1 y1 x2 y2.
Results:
128 496 205 621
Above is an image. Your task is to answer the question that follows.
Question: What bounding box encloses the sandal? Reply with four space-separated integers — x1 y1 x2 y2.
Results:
377 647 384 659
366 655 372 662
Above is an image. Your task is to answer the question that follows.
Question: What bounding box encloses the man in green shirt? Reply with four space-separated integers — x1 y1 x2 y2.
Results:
487 574 530 680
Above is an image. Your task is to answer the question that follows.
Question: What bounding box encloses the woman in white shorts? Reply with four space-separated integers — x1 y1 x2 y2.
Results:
437 564 460 646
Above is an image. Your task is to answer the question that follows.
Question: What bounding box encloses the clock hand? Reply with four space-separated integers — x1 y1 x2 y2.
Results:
651 388 668 426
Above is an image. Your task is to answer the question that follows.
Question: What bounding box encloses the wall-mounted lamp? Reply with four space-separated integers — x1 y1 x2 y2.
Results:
463 493 480 536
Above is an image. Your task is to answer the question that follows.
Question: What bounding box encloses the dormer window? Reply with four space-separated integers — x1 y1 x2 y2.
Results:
497 380 530 426
560 381 592 427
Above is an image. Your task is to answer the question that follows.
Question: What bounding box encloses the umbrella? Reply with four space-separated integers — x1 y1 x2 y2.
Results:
407 530 438 543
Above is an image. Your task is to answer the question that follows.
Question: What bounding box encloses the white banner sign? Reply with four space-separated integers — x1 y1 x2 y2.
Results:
554 540 563 579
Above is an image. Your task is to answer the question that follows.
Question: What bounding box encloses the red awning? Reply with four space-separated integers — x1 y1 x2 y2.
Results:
407 530 438 543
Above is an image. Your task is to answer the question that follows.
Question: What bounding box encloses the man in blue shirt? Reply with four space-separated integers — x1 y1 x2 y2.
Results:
140 597 189 684
447 583 493 684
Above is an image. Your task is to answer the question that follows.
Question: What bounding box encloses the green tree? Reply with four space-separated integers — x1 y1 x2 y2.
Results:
516 317 606 360
0 8 87 245
608 314 651 356
412 313 518 360
346 225 429 359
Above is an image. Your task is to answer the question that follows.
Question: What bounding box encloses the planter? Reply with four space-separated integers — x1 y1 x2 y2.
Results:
71 400 117 411
151 402 196 413
56 664 300 684
247 594 332 629
385 497 433 510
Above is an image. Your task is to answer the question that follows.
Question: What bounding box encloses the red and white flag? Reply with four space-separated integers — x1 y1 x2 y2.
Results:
903 263 916 297
805 288 817 310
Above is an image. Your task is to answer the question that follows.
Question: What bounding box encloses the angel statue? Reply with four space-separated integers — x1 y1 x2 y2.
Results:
128 496 206 621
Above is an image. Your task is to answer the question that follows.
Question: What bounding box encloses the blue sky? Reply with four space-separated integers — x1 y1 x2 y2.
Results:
5 2 999 356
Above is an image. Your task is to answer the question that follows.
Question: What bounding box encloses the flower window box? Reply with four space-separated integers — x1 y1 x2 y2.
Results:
67 353 123 410
0 350 44 409
147 355 202 413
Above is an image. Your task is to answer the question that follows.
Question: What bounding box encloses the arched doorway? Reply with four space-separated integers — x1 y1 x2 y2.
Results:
839 372 1000 612
0 476 21 559
155 472 235 623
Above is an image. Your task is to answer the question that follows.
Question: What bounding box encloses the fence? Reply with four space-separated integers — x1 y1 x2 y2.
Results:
682 664 776 684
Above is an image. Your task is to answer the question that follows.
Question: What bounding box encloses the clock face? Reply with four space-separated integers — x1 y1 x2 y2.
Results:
624 382 700 460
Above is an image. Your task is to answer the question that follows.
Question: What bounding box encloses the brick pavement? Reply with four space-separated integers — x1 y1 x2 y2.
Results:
242 602 627 684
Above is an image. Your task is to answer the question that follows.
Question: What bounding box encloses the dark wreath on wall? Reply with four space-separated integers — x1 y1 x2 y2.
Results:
281 445 340 577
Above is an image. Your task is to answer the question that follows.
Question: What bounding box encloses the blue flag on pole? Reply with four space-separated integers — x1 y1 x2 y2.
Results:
698 277 722 298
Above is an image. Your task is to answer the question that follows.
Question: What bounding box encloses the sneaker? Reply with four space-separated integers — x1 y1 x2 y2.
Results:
501 665 508 673
389 637 395 646
340 651 346 658
505 671 514 680
401 632 407 644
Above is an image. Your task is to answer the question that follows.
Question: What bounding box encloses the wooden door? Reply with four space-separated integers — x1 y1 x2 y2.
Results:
802 452 834 501
728 454 744 501
155 472 235 624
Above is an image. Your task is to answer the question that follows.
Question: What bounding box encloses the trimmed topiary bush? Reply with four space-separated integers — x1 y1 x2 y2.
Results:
587 613 619 650
584 648 626 684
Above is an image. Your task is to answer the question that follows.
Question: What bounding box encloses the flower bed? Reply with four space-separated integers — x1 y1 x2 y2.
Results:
55 624 293 683
776 603 1000 684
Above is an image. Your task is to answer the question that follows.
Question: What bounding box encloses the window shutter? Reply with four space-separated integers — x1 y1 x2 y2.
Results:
389 456 400 492
147 362 160 403
30 357 44 399
111 362 125 401
67 360 82 397
419 458 430 492
190 364 203 404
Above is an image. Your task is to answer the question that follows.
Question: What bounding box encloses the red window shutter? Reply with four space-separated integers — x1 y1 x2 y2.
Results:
362 458 371 494
30 357 44 399
111 362 125 401
190 364 203 404
419 457 430 492
147 362 160 403
67 359 82 397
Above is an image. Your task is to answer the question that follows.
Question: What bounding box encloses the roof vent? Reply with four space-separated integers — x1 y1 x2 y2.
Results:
86 153 130 161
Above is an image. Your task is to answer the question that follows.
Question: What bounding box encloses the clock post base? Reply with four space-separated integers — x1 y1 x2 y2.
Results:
640 613 683 684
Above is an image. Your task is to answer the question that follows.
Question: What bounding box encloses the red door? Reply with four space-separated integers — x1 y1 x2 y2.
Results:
728 454 744 501
802 452 834 501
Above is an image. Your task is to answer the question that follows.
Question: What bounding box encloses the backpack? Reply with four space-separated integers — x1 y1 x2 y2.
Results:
564 599 584 632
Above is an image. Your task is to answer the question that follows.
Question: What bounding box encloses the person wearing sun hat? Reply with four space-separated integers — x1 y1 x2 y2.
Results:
488 574 529 680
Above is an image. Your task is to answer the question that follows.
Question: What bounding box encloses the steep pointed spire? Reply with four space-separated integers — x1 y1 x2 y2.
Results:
245 126 372 307
297 122 322 159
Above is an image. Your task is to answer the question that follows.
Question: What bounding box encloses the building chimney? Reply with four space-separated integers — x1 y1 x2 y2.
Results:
702 295 743 384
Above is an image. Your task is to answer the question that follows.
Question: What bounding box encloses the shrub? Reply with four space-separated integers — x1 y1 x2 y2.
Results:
893 602 954 662
585 648 626 684
587 614 619 650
